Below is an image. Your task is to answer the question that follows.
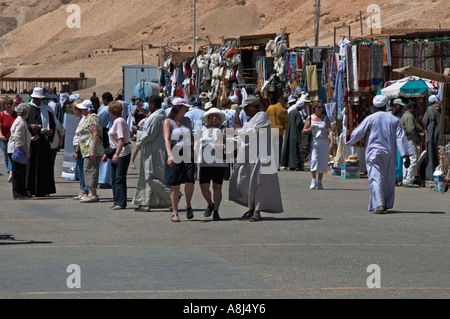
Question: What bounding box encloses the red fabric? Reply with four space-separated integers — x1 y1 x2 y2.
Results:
0 111 17 139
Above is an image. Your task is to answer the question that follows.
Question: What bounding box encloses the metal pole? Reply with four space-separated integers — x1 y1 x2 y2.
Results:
315 0 321 47
193 0 196 53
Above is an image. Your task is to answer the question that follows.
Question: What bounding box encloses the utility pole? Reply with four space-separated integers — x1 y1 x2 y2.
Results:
314 0 321 47
193 0 196 53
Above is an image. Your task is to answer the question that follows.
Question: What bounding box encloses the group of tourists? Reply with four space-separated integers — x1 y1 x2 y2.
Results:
0 85 444 219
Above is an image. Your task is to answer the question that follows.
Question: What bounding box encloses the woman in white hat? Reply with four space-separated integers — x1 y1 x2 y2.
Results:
163 98 196 222
347 95 412 214
196 107 227 220
27 87 57 197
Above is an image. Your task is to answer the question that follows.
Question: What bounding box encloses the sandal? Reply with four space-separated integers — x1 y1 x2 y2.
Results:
171 214 180 222
186 207 194 220
249 215 263 222
241 210 253 220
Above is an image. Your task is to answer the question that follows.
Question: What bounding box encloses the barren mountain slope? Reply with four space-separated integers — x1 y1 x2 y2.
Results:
0 0 449 96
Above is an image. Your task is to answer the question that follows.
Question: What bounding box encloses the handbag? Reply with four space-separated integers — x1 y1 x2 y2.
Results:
104 142 131 159
12 124 28 165
104 146 117 159
12 147 27 165
300 116 312 156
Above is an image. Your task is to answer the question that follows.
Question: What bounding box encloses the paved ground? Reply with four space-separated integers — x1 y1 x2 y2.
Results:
0 150 449 300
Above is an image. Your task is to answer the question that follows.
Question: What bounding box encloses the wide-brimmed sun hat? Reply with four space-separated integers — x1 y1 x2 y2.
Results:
203 107 225 124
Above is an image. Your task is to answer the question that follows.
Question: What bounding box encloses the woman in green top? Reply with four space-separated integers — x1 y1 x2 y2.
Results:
73 100 104 203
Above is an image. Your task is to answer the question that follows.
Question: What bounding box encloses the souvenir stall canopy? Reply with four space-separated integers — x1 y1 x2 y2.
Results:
367 28 450 142
394 66 450 146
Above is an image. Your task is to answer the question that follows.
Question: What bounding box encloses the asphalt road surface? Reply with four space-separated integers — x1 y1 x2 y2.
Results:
1 150 449 301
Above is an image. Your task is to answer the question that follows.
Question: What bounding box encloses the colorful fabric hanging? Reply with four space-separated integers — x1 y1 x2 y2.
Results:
357 44 372 92
371 44 384 91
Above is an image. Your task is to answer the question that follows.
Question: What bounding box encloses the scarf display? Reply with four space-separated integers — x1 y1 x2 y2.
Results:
390 42 404 80
305 64 319 101
357 44 372 92
370 44 384 91
421 42 435 72
435 42 443 74
441 41 450 69
413 42 423 69
403 42 415 68
346 45 358 93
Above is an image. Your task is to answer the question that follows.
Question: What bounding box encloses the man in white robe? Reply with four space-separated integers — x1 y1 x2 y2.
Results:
346 95 412 214
229 96 283 221
131 96 171 212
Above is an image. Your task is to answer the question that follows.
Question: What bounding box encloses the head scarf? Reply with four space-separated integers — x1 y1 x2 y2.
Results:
373 95 388 108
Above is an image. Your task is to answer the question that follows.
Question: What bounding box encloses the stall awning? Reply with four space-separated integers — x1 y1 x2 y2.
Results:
393 66 450 83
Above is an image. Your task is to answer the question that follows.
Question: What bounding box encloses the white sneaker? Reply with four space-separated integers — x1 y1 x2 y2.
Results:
73 192 86 200
317 181 323 190
310 179 317 190
80 195 99 203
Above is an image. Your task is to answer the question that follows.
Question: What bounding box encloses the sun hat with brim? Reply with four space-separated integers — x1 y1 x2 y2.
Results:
172 98 191 107
76 100 93 110
288 96 297 104
241 95 260 108
204 102 214 111
294 100 305 108
203 107 225 124
31 87 46 99
345 155 359 164
199 92 209 99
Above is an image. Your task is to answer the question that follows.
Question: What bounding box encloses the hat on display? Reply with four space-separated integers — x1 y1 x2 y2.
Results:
192 98 202 106
373 95 388 108
299 92 311 103
393 98 406 106
199 92 209 100
345 155 359 164
203 107 225 124
76 100 93 111
204 102 214 111
294 99 305 108
288 95 297 104
31 87 46 99
229 95 239 104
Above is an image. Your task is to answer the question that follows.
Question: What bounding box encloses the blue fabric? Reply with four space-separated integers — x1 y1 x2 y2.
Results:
0 140 12 173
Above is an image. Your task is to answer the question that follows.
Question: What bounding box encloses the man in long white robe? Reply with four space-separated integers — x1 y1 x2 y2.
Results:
229 96 283 221
131 97 171 211
346 95 412 213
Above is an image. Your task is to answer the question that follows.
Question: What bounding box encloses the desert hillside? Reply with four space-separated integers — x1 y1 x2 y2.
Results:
1 0 449 97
